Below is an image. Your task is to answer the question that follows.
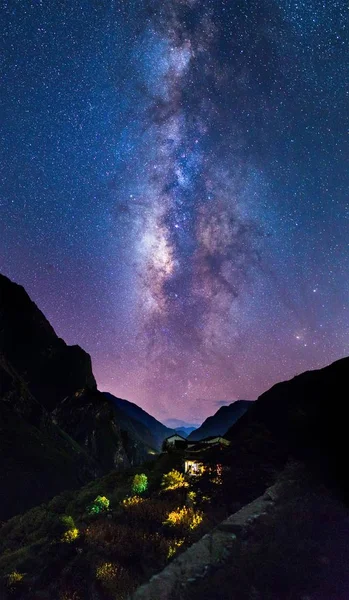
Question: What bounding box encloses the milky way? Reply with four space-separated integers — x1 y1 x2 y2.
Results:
131 1 264 410
1 0 348 422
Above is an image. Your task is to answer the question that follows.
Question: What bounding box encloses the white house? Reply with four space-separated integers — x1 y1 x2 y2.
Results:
200 436 230 446
163 433 186 447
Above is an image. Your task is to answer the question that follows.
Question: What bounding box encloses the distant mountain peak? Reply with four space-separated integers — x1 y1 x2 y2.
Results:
103 393 174 451
187 400 253 441
163 417 200 429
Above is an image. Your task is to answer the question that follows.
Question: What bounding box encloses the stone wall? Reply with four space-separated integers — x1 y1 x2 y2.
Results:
131 480 281 600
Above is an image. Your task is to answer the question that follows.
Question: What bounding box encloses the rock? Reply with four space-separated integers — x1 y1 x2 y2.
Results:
0 274 159 518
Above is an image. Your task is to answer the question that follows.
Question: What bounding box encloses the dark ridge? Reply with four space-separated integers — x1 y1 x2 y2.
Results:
187 400 253 441
0 273 96 412
225 357 349 501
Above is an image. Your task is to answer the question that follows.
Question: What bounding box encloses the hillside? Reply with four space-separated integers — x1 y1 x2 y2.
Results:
224 357 349 499
52 390 158 473
104 393 174 450
133 462 349 600
0 356 98 520
131 357 349 600
0 274 169 518
0 273 96 412
187 400 252 441
0 358 347 599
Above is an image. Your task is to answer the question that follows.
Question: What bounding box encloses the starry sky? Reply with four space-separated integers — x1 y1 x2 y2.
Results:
1 0 348 424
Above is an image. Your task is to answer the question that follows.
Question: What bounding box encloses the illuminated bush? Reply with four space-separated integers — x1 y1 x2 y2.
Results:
210 475 223 485
167 538 185 559
88 495 110 514
122 495 145 507
51 515 79 543
7 570 24 587
161 470 189 491
164 506 203 530
62 527 79 543
96 561 136 598
96 561 118 583
132 473 148 495
61 515 75 530
49 514 78 541
187 490 197 504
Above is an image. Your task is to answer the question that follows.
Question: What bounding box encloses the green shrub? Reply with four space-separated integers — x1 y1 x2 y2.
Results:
131 474 148 495
88 495 110 515
49 515 76 541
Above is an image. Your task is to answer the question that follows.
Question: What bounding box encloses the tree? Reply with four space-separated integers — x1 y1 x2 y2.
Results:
132 473 148 495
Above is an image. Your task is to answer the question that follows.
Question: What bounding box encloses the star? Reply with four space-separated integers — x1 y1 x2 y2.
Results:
1 0 347 422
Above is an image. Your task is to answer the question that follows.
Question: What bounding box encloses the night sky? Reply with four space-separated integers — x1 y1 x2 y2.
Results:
1 0 348 424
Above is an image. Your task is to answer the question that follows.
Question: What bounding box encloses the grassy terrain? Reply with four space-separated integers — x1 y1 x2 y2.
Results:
0 451 235 599
0 392 290 600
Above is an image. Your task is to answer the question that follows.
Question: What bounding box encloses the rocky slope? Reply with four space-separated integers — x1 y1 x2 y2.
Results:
0 356 98 520
53 390 163 471
0 355 347 598
132 462 349 600
104 393 174 450
187 400 252 441
0 273 96 412
0 274 167 518
132 358 349 599
224 357 349 499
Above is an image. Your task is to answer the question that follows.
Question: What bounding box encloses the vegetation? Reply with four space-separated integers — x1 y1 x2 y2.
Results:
132 473 148 495
88 495 110 514
95 560 135 599
161 469 189 490
167 538 185 558
164 506 204 531
61 526 79 543
7 569 24 587
122 495 145 508
0 445 276 600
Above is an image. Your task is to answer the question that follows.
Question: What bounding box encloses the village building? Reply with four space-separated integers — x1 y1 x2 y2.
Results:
184 436 230 475
163 433 231 476
162 433 187 451
184 458 205 476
